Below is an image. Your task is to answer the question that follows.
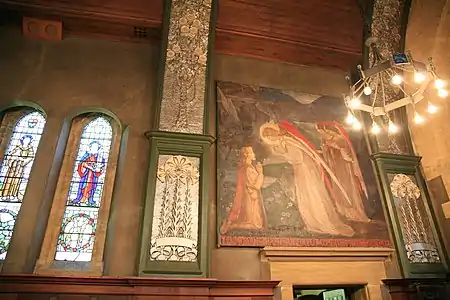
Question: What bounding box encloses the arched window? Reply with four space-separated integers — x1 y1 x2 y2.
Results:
0 110 46 260
36 113 121 274
55 117 113 262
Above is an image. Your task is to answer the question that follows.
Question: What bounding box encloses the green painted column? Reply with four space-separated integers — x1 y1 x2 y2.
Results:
371 153 448 277
138 0 216 276
367 0 448 278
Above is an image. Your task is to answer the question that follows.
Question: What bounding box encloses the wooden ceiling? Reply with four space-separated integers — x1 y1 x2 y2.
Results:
0 0 365 70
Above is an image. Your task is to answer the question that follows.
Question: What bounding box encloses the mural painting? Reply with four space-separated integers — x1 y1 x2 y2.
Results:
217 81 391 247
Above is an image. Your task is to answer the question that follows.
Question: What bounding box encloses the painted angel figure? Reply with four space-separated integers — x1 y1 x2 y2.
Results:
260 121 355 237
316 121 371 223
0 135 34 200
72 141 105 206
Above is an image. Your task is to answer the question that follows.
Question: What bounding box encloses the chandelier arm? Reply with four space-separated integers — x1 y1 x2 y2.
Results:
412 94 425 105
353 104 375 113
371 74 380 108
380 73 387 117
395 81 413 102
415 77 432 98
384 97 415 112
353 83 366 98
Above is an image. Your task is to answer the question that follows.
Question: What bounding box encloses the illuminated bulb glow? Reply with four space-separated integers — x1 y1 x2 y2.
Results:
346 112 356 124
414 72 426 83
388 120 398 133
438 89 448 98
435 79 446 89
371 122 381 134
352 120 362 130
363 86 372 95
392 74 403 85
428 102 438 114
348 98 361 109
414 112 425 124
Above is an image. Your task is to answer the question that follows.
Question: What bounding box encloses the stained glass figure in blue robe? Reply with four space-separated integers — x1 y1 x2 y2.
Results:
72 141 105 206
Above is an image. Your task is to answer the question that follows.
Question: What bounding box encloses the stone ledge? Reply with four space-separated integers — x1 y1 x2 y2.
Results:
261 246 395 262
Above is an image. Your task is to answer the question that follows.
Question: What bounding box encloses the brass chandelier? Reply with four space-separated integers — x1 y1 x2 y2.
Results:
344 36 447 134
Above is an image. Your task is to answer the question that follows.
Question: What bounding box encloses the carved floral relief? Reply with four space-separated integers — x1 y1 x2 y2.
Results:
158 0 213 134
149 155 200 262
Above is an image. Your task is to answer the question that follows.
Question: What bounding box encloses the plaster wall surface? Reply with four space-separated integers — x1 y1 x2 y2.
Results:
406 0 450 192
405 0 450 256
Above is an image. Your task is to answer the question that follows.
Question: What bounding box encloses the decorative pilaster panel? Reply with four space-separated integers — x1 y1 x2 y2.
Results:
371 153 448 277
368 0 413 154
138 132 213 276
157 0 214 134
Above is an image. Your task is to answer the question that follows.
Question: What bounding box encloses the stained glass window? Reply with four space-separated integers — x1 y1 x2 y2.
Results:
0 111 46 260
55 116 113 262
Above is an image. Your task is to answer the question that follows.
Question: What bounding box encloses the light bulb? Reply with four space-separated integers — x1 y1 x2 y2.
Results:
414 112 425 124
352 120 362 130
392 74 403 85
363 86 372 95
428 102 438 114
345 111 355 124
371 122 381 134
438 89 448 98
435 78 446 89
414 72 426 83
348 97 361 109
388 120 398 133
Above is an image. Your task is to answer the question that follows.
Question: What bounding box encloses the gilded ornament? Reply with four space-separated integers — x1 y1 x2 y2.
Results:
172 44 181 53
167 50 175 59
194 47 203 55
389 174 440 263
150 155 200 262
179 17 188 25
370 0 408 153
189 27 198 35
198 55 207 65
158 0 213 134
180 25 189 34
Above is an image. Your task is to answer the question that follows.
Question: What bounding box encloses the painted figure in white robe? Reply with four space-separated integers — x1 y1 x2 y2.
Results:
260 121 354 237
316 121 371 222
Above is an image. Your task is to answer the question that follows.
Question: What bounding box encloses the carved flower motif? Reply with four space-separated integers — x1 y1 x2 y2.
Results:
390 174 421 200
166 50 175 60
198 54 207 65
157 155 199 185
180 25 189 35
189 27 198 35
179 17 188 25
194 47 203 56
172 44 181 53
186 13 195 21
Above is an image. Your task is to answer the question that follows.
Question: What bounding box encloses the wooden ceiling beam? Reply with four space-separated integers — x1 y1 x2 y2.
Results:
0 0 163 42
0 0 365 70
